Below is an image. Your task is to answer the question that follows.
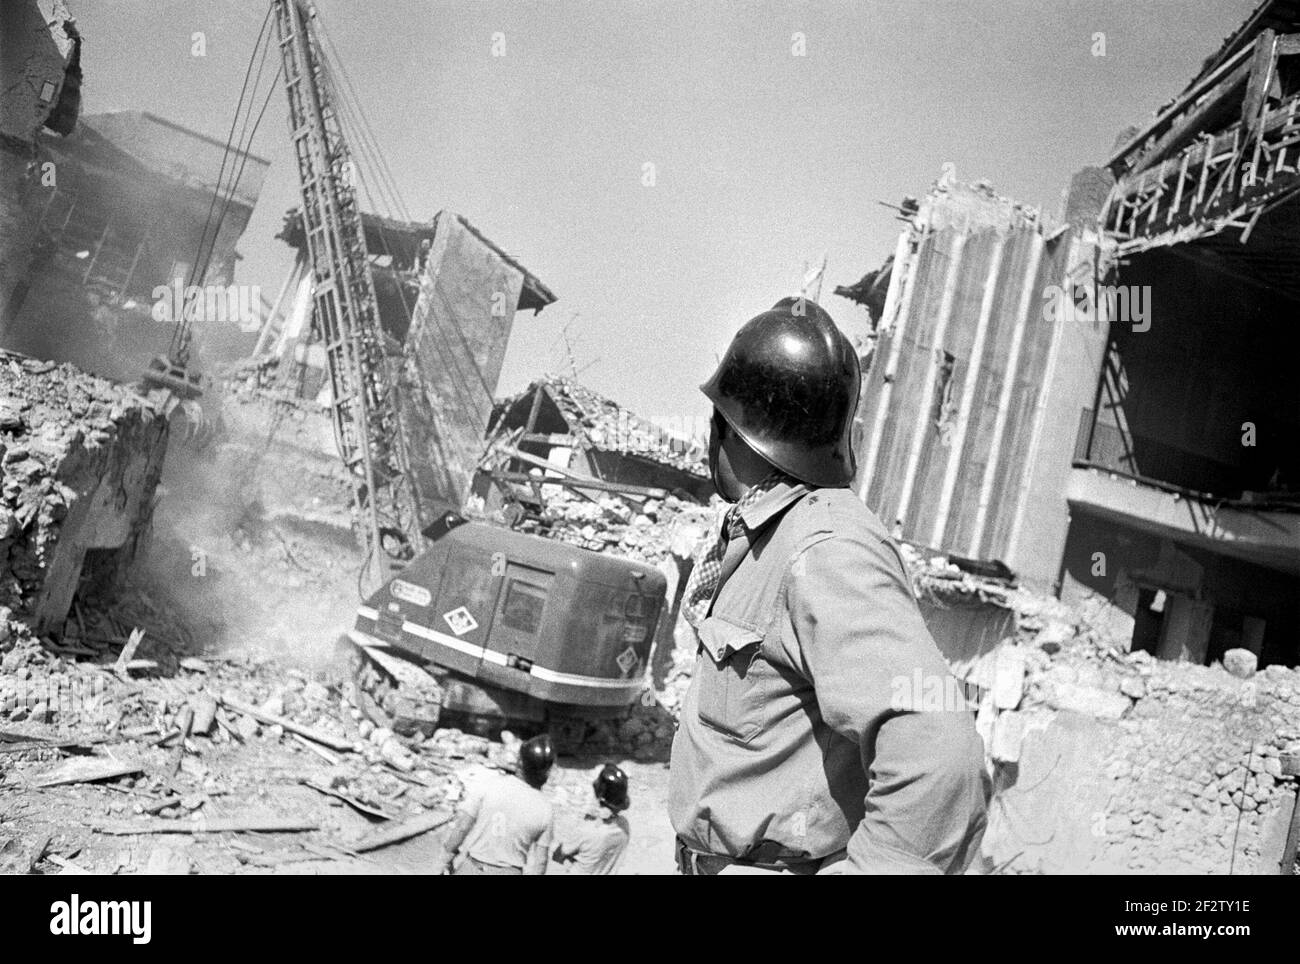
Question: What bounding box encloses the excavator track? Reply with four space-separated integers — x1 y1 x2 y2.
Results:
342 634 443 738
339 633 606 754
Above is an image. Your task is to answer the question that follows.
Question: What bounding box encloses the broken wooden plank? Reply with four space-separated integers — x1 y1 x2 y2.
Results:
95 816 319 836
491 470 667 499
28 757 142 788
291 732 341 766
0 737 112 755
301 778 395 821
218 696 354 751
113 628 145 680
213 710 243 745
493 445 670 498
0 730 40 743
245 849 329 867
350 809 452 853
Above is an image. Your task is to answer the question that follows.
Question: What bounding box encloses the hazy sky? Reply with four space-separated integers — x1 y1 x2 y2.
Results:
72 0 1258 421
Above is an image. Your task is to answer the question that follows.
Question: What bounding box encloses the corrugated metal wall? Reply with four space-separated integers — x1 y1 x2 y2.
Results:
855 185 1074 564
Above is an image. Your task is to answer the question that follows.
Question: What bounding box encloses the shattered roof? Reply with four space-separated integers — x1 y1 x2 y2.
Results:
279 209 556 315
499 376 709 478
77 111 270 208
1190 0 1300 88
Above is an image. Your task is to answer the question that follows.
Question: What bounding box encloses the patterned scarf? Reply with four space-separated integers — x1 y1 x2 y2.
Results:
682 473 787 629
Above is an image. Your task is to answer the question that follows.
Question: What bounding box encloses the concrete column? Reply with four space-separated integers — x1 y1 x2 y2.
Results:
1241 616 1267 657
1157 595 1214 664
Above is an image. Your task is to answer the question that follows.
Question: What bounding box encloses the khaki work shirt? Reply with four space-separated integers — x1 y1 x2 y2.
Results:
667 480 990 874
457 770 554 874
555 812 631 875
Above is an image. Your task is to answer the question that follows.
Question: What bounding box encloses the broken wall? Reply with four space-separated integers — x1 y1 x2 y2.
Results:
0 350 168 633
1059 510 1300 668
982 629 1300 874
401 213 526 518
854 179 1109 590
0 1 72 144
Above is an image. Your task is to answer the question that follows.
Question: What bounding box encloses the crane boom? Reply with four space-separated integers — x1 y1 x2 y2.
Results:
271 0 423 584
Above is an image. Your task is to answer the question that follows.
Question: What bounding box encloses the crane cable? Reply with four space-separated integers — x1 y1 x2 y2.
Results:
169 6 275 362
313 31 493 431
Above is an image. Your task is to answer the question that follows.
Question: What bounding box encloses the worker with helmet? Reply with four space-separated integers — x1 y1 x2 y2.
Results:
552 763 632 875
668 297 990 875
434 734 557 875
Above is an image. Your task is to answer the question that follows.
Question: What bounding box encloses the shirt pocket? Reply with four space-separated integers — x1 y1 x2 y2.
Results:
695 617 780 745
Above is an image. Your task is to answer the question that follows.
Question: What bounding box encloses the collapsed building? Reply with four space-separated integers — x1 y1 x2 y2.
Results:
265 209 556 518
0 7 172 641
3 110 269 383
0 351 167 635
841 1 1300 673
476 375 712 520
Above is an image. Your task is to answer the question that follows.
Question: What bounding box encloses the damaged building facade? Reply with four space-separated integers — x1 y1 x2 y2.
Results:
0 7 172 640
841 3 1300 672
268 208 556 518
4 110 269 383
0 1 81 331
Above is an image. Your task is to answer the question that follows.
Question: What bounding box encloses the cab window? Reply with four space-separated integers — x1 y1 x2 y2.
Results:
501 579 547 634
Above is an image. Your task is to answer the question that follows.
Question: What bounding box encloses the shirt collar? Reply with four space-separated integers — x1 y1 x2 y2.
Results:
735 474 812 535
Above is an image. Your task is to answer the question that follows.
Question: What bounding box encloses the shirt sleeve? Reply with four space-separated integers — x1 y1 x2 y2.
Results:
525 816 554 876
787 527 991 874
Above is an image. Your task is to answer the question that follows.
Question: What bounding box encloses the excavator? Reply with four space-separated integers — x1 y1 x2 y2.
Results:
264 0 666 740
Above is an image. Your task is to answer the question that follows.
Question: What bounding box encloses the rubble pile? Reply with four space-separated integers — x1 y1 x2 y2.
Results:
973 588 1300 874
529 488 715 566
528 376 708 477
0 621 539 873
0 350 167 624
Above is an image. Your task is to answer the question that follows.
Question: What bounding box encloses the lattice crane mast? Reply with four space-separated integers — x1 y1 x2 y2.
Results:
271 0 423 585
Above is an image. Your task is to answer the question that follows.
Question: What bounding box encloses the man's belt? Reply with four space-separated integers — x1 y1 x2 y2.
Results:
675 837 823 876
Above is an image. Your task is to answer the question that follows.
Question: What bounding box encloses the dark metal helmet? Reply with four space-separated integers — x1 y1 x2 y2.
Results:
519 734 555 783
702 297 860 487
592 763 630 812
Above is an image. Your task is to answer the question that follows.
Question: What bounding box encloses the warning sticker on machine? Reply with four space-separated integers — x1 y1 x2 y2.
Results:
443 606 479 637
390 579 432 606
616 646 639 675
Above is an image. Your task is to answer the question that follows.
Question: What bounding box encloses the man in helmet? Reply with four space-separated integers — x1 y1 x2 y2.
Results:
434 734 556 875
552 763 632 875
668 297 990 875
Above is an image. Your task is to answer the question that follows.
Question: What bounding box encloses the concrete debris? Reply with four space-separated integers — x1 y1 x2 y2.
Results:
517 486 714 567
0 351 167 633
1223 648 1258 679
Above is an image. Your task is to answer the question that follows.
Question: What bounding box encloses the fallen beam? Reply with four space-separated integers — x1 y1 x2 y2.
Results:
491 471 667 500
350 809 452 853
95 816 319 835
218 695 355 751
28 758 143 788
